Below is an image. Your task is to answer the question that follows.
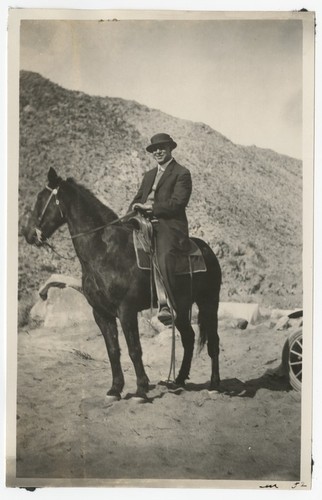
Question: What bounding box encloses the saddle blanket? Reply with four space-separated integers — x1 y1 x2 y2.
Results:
133 230 207 275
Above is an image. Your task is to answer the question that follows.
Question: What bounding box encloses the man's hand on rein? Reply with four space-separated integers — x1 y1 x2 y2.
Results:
133 203 153 213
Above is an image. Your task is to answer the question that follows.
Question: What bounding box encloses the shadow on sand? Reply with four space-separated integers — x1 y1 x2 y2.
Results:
158 370 292 399
121 370 293 404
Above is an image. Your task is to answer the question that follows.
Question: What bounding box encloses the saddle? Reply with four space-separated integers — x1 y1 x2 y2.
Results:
129 214 206 313
130 214 207 275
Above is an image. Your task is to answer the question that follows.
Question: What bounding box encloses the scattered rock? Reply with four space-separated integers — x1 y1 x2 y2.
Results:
271 308 297 320
237 319 248 330
274 316 290 331
230 318 248 330
265 363 287 378
288 309 303 319
288 317 303 330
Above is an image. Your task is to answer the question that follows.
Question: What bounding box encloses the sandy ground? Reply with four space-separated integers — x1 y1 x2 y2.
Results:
16 316 301 483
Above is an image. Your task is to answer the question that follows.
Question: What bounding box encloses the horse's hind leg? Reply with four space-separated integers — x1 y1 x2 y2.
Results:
208 331 220 392
197 299 220 391
175 311 195 387
93 310 124 400
118 307 150 399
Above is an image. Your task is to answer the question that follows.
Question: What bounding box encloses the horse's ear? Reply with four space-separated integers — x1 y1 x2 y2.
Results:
48 167 59 186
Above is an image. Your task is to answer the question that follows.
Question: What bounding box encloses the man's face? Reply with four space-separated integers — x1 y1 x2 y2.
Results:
151 144 173 165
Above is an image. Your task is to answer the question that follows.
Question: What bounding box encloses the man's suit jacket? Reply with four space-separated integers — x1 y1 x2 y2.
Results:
129 159 192 253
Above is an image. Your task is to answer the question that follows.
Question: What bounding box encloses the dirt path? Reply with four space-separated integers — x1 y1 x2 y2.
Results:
16 318 301 482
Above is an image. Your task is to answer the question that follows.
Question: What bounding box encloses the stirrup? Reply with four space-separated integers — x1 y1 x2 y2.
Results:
157 306 176 326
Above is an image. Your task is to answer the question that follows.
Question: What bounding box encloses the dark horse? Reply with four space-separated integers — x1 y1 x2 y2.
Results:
24 167 221 401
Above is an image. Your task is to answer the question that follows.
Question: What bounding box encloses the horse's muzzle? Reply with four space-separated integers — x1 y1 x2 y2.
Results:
24 226 44 246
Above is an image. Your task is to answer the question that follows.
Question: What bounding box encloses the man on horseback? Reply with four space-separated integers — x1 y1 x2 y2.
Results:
129 133 192 324
26 161 220 396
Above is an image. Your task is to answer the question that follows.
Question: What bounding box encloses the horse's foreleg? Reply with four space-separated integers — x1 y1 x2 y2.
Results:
209 345 220 391
118 308 150 399
175 315 195 387
93 310 124 400
207 311 220 391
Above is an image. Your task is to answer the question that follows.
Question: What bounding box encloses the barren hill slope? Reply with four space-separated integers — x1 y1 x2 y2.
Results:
18 70 302 311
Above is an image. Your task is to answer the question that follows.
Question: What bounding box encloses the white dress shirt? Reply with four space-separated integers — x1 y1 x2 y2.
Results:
147 157 173 203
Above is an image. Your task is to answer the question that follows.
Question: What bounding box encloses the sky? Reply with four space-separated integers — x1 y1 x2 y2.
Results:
20 20 302 158
20 18 303 158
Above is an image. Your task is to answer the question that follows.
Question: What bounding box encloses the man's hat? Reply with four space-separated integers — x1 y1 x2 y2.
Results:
146 133 177 153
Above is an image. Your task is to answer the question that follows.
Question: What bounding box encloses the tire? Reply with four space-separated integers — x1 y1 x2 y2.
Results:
282 328 302 391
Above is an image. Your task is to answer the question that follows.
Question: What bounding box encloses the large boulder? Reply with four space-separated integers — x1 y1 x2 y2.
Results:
44 286 94 328
30 298 47 322
218 302 261 325
29 274 94 328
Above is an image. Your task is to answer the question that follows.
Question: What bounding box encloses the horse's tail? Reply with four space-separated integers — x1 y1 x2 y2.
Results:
191 237 221 353
198 300 220 352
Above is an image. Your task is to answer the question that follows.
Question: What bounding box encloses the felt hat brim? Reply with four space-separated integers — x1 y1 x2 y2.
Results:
146 140 177 153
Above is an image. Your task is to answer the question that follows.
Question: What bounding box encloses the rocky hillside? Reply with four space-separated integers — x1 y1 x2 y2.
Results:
18 70 302 311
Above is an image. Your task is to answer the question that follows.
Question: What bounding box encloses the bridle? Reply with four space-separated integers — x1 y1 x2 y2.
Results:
35 185 64 244
34 184 78 260
37 185 64 225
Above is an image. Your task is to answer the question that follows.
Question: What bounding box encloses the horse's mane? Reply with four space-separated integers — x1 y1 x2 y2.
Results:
65 177 118 223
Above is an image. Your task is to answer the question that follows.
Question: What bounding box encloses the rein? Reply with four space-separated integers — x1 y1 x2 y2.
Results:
42 240 76 261
69 211 136 240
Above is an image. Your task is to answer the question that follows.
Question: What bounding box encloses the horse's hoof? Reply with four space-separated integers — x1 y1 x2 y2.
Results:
131 397 146 404
174 379 186 389
106 390 121 402
207 389 220 395
105 394 120 402
167 380 185 393
131 394 148 404
208 383 221 395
